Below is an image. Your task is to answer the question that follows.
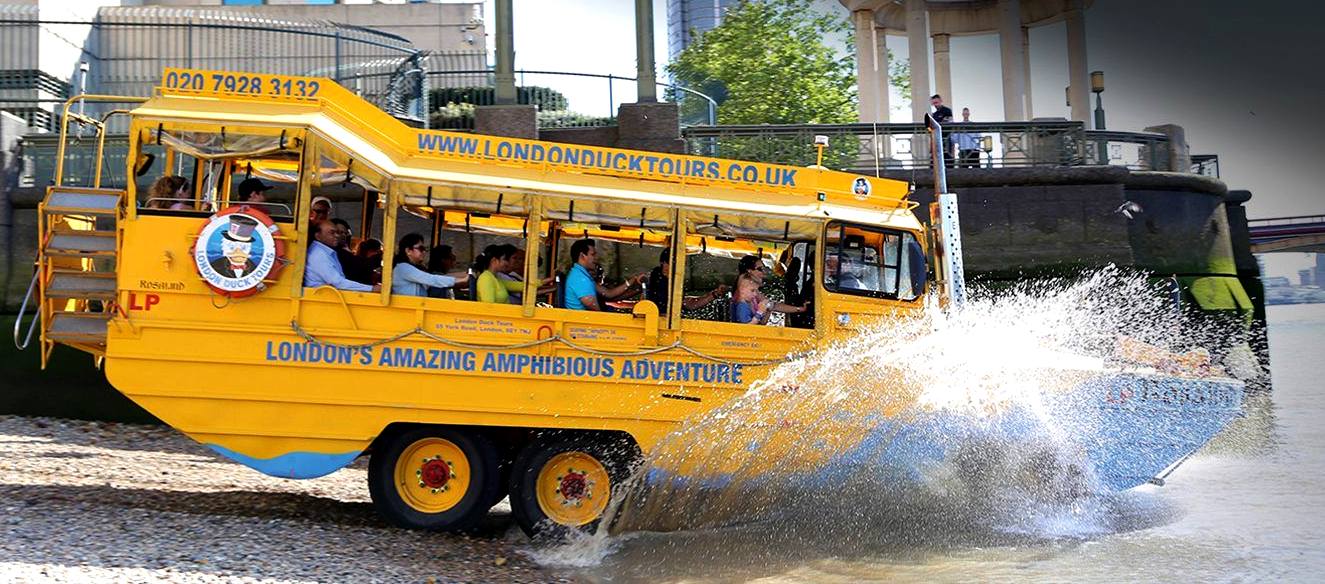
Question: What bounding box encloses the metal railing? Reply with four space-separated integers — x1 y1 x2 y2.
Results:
1248 214 1325 228
681 121 1175 171
1192 154 1220 178
422 69 717 129
1 12 445 128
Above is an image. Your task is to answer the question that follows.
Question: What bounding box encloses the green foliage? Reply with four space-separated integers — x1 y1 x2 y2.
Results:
427 86 569 111
890 56 911 107
429 101 476 130
536 110 615 128
668 0 856 127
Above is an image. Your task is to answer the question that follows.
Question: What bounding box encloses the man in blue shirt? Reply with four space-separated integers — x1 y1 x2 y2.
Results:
304 220 378 292
564 239 645 310
953 107 982 168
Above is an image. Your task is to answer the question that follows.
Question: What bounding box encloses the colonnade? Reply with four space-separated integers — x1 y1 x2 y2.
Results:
847 0 1092 126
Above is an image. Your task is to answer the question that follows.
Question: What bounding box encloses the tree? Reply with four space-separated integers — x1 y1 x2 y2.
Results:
669 0 856 126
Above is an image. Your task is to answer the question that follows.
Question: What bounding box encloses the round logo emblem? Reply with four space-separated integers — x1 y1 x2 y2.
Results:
851 177 872 200
192 206 285 298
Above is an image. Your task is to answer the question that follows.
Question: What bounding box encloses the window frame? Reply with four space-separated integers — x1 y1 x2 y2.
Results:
822 221 922 302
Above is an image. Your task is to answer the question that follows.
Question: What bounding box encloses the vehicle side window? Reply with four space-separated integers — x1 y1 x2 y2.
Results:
824 223 924 301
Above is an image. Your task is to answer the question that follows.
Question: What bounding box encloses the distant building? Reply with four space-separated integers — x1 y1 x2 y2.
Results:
0 1 486 133
667 0 737 63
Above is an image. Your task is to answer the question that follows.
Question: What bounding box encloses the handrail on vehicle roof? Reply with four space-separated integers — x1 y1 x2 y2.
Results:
134 68 914 217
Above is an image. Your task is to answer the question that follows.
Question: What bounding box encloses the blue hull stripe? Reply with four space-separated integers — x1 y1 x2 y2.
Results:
207 444 360 479
645 373 1244 493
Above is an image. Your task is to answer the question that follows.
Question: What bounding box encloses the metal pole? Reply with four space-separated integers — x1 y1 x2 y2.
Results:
334 29 343 83
927 113 948 194
494 0 516 105
634 0 657 102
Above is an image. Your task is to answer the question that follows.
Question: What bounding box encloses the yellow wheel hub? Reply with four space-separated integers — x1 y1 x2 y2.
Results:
394 437 470 514
536 451 611 526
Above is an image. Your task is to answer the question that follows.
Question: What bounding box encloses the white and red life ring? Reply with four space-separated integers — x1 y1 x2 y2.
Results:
191 205 287 298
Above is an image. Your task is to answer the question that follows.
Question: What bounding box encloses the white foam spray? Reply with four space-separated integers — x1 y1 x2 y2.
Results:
528 268 1248 572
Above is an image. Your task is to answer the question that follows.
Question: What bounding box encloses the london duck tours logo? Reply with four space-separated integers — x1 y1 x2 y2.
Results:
193 207 286 297
852 177 872 200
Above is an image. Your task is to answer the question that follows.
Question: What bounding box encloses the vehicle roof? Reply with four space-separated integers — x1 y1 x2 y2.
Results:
131 68 921 232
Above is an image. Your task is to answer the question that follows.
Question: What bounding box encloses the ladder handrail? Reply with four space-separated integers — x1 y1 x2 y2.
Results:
12 269 40 351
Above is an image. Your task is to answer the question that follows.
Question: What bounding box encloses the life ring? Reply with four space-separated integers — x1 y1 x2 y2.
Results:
191 205 288 298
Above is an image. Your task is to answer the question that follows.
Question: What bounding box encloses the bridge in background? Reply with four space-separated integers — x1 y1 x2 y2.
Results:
1249 215 1325 253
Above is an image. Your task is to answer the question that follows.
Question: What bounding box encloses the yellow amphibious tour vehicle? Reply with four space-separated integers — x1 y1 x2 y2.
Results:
17 68 943 537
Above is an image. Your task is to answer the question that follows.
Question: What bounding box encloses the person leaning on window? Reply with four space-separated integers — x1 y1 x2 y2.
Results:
564 239 647 311
390 233 468 297
305 220 379 292
645 249 727 312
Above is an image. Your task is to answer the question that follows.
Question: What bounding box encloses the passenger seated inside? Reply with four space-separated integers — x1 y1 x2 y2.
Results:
355 238 383 285
144 175 190 210
645 249 728 312
236 177 272 204
391 233 468 297
304 220 379 292
330 218 372 286
427 245 458 299
564 239 647 311
473 244 525 303
731 255 807 324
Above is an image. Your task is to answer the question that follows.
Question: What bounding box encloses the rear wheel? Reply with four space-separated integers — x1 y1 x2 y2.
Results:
508 434 640 539
368 426 500 531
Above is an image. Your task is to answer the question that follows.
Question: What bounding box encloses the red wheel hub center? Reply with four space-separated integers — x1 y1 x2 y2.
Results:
559 472 587 500
420 459 451 489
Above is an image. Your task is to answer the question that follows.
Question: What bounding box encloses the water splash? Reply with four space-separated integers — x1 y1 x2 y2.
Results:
531 268 1248 572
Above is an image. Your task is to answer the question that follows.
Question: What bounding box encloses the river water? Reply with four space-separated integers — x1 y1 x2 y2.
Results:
536 299 1325 582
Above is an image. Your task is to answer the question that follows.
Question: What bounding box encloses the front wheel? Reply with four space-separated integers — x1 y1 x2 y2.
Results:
368 426 500 531
509 434 641 539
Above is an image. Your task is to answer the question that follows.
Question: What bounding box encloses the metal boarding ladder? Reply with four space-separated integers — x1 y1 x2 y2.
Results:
13 186 124 368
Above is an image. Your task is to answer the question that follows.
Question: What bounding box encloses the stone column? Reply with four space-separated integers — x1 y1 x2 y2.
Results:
1143 123 1191 172
875 27 891 121
1022 26 1034 118
1066 1 1090 125
998 0 1026 121
906 0 930 122
853 9 880 122
476 0 536 138
635 0 657 102
933 33 952 108
493 0 516 105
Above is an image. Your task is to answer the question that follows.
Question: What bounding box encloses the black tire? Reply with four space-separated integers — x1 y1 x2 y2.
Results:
508 433 641 539
368 425 501 532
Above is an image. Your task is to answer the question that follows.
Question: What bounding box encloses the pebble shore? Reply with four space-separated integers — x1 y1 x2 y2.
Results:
0 416 569 583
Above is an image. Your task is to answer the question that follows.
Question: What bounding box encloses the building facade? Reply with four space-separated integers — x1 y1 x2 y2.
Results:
0 0 486 132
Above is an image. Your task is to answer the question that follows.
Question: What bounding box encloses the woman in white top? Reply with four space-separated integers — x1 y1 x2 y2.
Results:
391 233 469 297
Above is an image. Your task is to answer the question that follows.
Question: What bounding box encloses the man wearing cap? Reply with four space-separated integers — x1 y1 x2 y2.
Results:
211 215 260 279
237 178 273 204
305 220 378 292
310 196 333 223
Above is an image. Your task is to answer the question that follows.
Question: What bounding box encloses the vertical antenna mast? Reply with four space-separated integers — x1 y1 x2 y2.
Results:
926 113 966 308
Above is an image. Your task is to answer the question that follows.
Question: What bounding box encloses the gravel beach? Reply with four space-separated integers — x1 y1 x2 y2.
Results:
0 415 569 583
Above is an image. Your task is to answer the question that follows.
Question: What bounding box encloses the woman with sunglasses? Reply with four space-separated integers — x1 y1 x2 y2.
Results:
730 255 808 324
391 233 468 297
